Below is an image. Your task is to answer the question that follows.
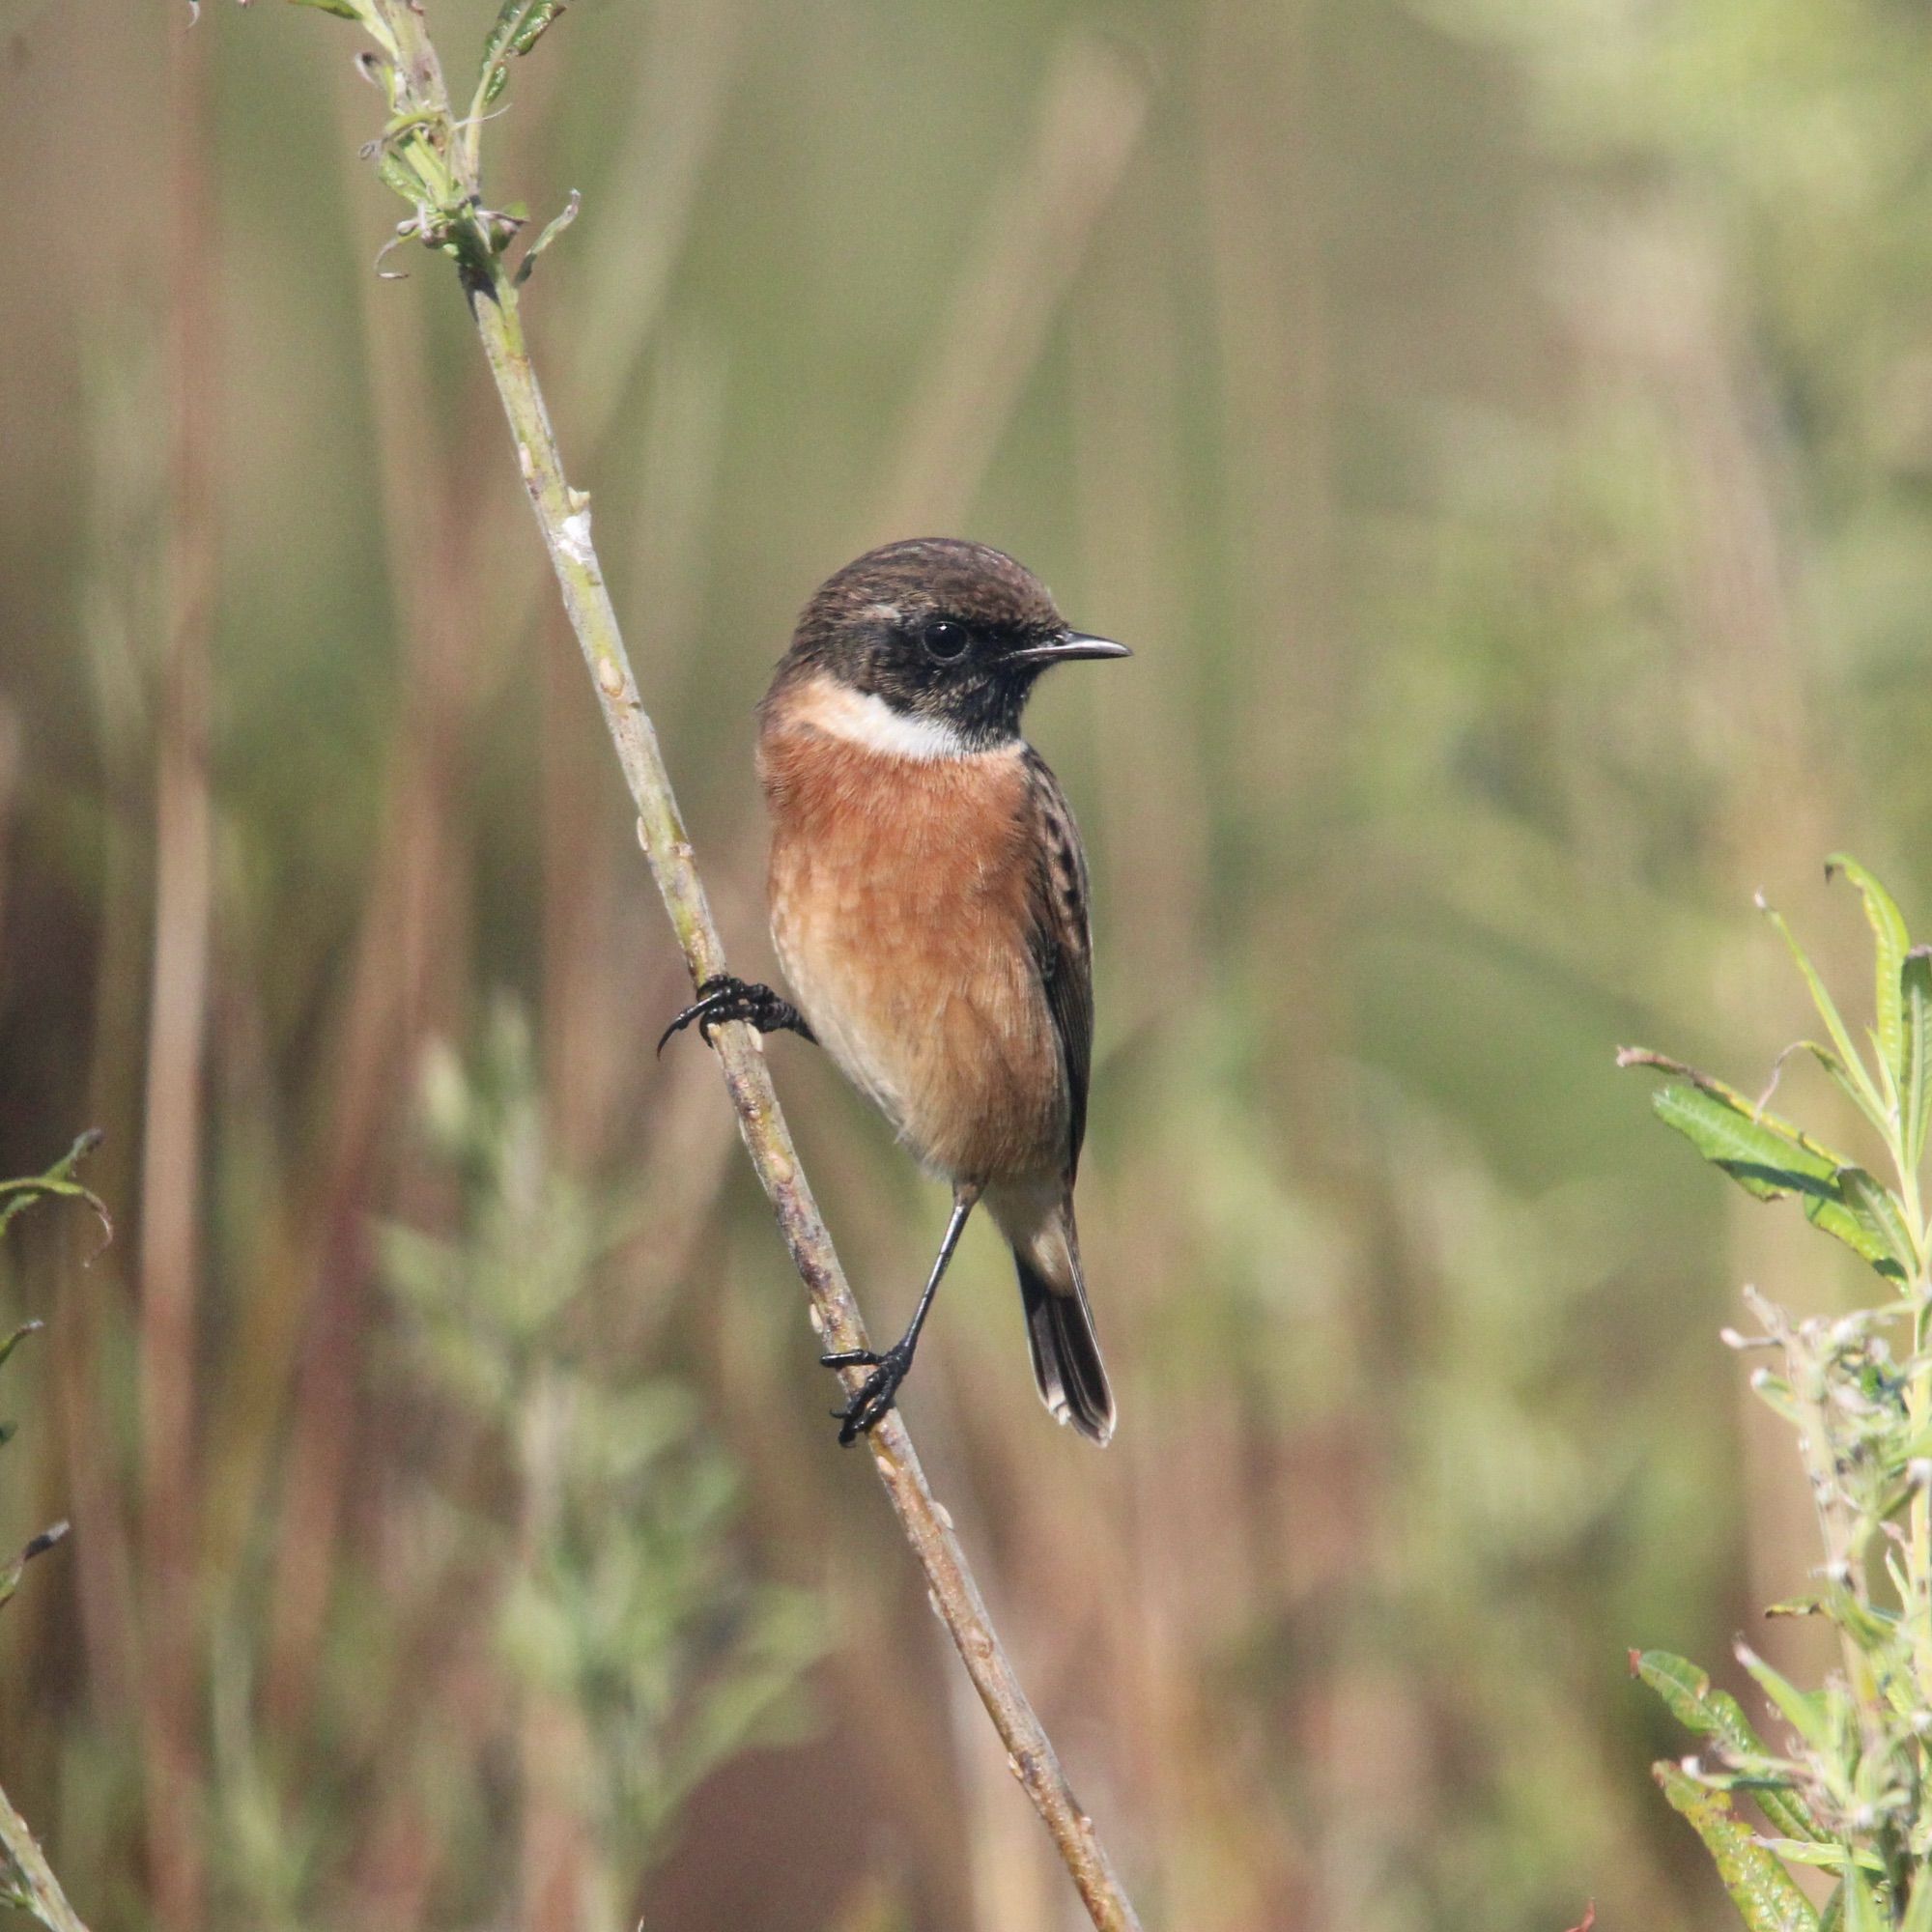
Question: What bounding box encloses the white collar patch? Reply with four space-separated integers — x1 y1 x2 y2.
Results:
794 679 1009 762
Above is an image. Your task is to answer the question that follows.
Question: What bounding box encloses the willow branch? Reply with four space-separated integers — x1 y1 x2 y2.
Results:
0 1781 92 1932
304 4 1144 1923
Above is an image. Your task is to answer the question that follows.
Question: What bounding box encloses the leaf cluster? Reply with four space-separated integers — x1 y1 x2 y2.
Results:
383 1008 823 1905
265 0 575 283
1628 861 1932 1928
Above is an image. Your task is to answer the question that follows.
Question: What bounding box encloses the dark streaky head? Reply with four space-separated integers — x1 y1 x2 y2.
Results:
775 538 1128 750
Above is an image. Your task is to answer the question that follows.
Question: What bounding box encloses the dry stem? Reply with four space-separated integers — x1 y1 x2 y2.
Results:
338 5 1146 1923
0 1781 92 1932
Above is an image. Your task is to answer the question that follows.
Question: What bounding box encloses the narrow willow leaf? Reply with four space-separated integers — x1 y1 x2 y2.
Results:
1760 896 1890 1128
1904 947 1932 1172
479 0 527 76
1835 1167 1918 1275
1620 1050 1858 1170
1738 1646 1833 1755
1842 1862 1885 1932
1802 1039 1901 1140
376 151 425 208
1820 1885 1843 1932
1818 1579 1899 1651
1828 856 1910 1085
1631 1652 1825 1843
0 1522 68 1613
478 0 563 109
515 187 581 285
0 1321 43 1375
1900 1868 1932 1932
1757 1842 1885 1874
1654 1764 1820 1932
0 1128 111 1248
287 0 367 16
1648 1084 1899 1275
509 0 563 55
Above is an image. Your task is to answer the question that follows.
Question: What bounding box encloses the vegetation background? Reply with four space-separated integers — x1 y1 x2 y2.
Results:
3 0 1929 1925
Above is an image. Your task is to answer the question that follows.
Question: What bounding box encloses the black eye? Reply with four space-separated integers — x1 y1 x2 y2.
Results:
921 617 969 661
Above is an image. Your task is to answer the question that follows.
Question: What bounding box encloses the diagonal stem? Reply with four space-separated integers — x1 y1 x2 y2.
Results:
461 253 1143 1932
340 6 1147 1923
0 1778 92 1932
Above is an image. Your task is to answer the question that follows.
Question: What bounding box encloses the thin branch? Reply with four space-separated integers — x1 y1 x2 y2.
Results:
0 1780 92 1932
307 4 1146 1924
0 1165 99 1932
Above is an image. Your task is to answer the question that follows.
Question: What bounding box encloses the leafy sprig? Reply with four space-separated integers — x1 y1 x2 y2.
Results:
1626 861 1932 1928
0 1134 103 1932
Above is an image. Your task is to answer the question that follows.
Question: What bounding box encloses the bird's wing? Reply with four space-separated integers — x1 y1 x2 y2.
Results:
1021 748 1095 1178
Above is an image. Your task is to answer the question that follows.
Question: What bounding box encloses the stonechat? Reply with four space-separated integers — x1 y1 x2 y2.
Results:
661 538 1128 1445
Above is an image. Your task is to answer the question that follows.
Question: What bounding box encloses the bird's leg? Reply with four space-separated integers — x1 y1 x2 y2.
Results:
823 1182 981 1445
657 975 817 1055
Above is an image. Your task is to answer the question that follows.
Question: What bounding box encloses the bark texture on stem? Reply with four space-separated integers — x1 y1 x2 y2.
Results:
343 6 1146 1924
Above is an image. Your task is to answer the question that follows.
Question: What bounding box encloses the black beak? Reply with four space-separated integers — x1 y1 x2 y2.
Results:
1007 630 1133 668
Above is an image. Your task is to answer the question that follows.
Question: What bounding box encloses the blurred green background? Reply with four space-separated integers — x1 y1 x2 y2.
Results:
4 0 1930 1925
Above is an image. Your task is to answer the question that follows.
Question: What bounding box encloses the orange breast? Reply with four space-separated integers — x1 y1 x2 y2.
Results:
758 698 1067 1184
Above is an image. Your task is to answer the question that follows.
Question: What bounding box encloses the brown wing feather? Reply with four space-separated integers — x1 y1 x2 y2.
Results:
1020 748 1094 1178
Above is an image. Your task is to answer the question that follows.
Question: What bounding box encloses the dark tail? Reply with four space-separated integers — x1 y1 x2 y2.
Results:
1011 1208 1116 1445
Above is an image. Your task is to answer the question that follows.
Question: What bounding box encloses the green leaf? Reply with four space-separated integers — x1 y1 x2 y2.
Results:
514 187 580 285
1900 1867 1932 1932
1841 1861 1886 1932
1737 1646 1833 1755
1828 856 1910 1090
0 1522 67 1612
376 151 426 209
0 1321 43 1375
479 0 528 77
286 0 366 17
1621 1051 1858 1168
1903 947 1932 1172
1757 1842 1885 1875
508 0 563 55
477 0 564 110
1643 1080 1899 1275
1760 895 1890 1130
1834 1166 1918 1275
0 1128 110 1250
1654 1763 1820 1932
1631 1651 1825 1844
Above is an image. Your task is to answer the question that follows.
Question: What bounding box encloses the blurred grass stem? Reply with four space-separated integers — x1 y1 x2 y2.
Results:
136 13 217 1926
327 3 1146 1922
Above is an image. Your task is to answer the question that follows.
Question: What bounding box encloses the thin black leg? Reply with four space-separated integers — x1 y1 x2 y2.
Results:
822 1184 981 1444
658 975 817 1055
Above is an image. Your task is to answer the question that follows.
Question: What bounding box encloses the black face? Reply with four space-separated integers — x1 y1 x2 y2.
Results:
778 538 1128 749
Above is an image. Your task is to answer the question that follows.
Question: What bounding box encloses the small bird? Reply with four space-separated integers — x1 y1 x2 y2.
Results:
661 538 1128 1445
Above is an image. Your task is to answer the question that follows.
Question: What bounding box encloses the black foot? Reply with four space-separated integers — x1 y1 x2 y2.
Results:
821 1339 916 1445
657 976 816 1055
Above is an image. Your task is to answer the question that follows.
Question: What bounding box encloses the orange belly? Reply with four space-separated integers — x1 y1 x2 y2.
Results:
759 709 1067 1183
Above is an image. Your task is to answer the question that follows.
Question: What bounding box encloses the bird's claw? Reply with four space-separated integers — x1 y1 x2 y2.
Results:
822 1341 913 1445
657 976 815 1055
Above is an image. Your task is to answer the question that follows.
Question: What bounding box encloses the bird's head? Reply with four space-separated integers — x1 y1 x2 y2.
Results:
776 538 1128 753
